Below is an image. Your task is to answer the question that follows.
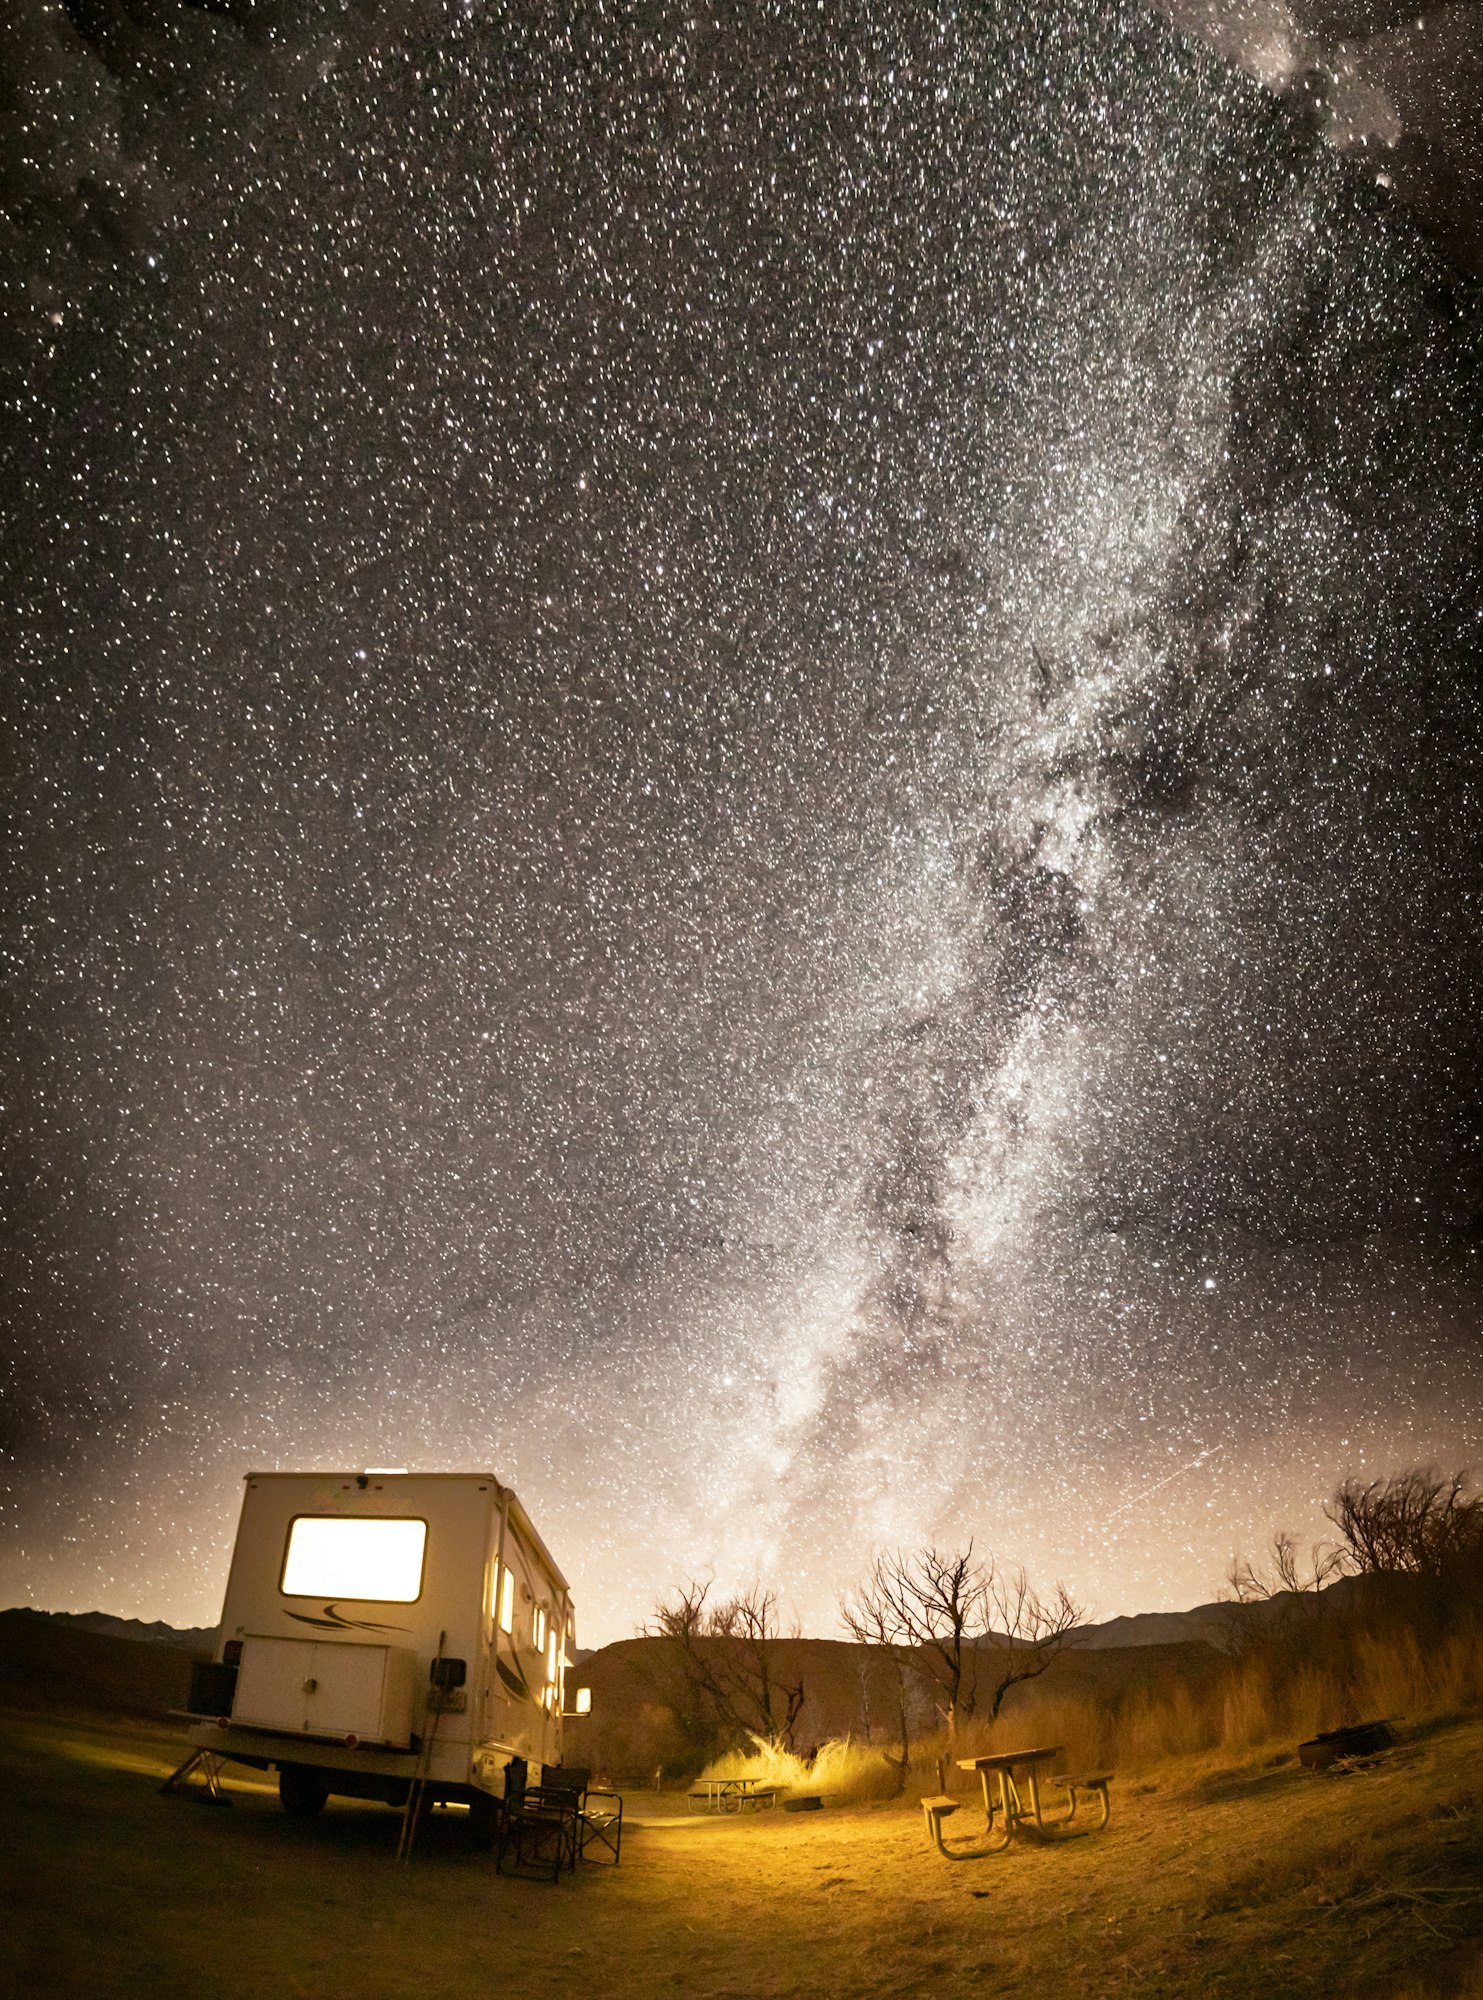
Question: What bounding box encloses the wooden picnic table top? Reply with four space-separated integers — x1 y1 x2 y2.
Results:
956 1746 1063 1774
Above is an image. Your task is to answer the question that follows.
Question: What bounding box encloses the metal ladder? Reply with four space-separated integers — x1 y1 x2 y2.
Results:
396 1629 446 1863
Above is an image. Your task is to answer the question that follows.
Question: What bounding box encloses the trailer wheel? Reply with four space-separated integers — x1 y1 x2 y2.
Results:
279 1765 330 1819
467 1790 500 1850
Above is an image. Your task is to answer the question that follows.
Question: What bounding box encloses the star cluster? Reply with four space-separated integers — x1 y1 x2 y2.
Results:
3 1 1481 1642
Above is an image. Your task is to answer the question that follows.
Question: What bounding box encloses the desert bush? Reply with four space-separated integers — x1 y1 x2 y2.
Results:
699 1734 905 1806
765 1613 1483 1805
662 1466 1483 1798
892 1596 1483 1790
590 1700 702 1783
1348 1615 1483 1722
1210 1600 1480 1753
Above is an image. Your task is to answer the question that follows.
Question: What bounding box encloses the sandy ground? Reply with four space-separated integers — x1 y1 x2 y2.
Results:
3 1707 1481 1999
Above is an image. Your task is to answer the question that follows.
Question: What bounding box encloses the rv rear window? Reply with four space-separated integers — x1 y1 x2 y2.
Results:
280 1516 427 1602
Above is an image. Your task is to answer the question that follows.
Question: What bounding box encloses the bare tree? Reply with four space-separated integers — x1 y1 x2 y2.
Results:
708 1588 807 1750
1217 1529 1344 1656
840 1571 916 1790
842 1545 1086 1750
842 1546 981 1752
979 1565 1088 1721
643 1580 722 1753
646 1582 807 1752
1325 1468 1483 1584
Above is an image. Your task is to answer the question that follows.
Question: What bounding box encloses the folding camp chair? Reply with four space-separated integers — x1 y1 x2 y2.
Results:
497 1763 584 1882
536 1767 591 1866
578 1786 623 1864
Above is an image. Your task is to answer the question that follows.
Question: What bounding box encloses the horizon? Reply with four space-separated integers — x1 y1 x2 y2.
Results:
0 1579 1278 1641
0 1460 1426 1651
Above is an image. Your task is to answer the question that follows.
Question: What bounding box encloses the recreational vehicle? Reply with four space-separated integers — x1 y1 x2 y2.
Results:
184 1471 588 1836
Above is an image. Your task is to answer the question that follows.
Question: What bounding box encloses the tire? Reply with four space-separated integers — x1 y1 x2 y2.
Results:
279 1765 330 1818
467 1789 501 1850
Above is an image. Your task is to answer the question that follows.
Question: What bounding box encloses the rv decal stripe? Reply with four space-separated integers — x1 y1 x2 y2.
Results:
496 1656 530 1699
283 1604 409 1633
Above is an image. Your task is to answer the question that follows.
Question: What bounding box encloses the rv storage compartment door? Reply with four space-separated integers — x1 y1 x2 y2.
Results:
233 1636 418 1745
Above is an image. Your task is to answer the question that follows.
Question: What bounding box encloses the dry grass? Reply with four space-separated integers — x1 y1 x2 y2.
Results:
4 1702 1483 1999
936 1605 1483 1787
1399 1960 1483 2000
693 1613 1483 1828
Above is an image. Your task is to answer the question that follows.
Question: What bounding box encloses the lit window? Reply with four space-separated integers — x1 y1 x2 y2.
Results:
533 1604 547 1652
547 1629 557 1683
498 1567 514 1635
281 1517 426 1602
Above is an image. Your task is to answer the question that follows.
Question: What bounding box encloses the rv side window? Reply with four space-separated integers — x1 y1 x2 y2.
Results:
280 1516 428 1602
498 1566 514 1634
532 1604 547 1653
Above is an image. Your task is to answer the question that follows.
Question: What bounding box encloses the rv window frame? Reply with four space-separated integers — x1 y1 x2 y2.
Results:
278 1513 431 1604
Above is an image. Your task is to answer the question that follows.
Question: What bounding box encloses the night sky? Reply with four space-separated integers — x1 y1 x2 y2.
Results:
4 1 1482 1646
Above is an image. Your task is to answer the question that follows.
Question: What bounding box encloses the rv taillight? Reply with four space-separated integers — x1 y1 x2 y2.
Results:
344 1733 359 1750
223 1639 244 1666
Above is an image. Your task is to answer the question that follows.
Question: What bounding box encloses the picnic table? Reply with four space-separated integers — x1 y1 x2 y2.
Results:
687 1775 778 1814
921 1747 1112 1860
959 1745 1067 1841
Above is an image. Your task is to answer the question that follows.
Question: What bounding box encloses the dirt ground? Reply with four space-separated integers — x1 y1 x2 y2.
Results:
3 1706 1482 1999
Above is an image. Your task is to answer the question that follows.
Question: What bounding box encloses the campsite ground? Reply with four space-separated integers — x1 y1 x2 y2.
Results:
3 1704 1482 1999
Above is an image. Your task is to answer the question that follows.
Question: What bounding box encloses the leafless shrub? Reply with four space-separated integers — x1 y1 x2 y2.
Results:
1325 1468 1483 1584
1228 1528 1346 1602
1218 1529 1346 1657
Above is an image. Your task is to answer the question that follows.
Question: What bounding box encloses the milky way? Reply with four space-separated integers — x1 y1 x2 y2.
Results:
4 1 1482 1643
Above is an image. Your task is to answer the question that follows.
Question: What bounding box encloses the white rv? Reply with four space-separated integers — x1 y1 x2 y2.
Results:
186 1470 586 1835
